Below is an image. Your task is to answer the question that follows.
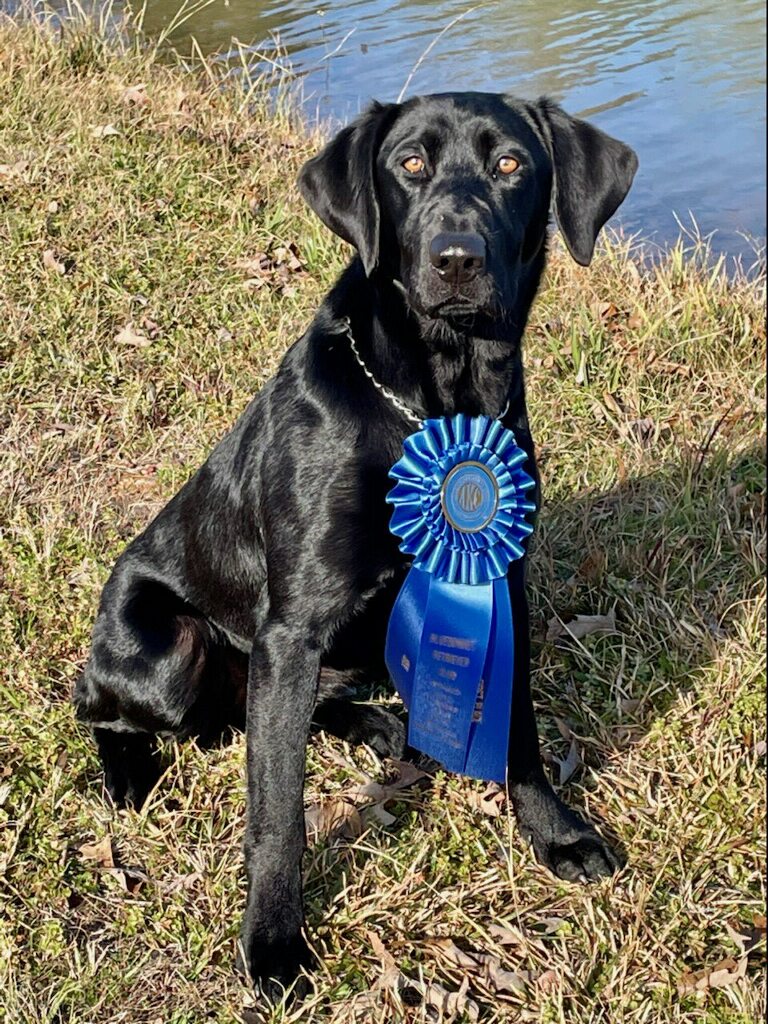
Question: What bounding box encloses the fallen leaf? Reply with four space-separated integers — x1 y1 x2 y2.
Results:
140 317 161 339
363 802 397 827
121 83 149 107
546 609 617 643
537 916 568 935
106 865 148 894
345 760 427 805
619 697 641 716
367 929 404 993
304 798 363 844
593 300 620 321
726 915 767 957
624 416 655 446
554 717 573 741
537 968 560 993
115 323 151 348
487 923 532 949
430 937 478 970
235 244 308 292
555 737 582 786
568 549 607 586
469 782 506 817
421 979 479 1021
475 952 530 994
678 955 748 995
0 159 29 181
91 123 121 139
66 559 94 587
78 836 114 868
42 249 66 275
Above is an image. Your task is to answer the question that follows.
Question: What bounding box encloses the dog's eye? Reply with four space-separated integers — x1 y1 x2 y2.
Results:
402 155 425 175
496 155 520 176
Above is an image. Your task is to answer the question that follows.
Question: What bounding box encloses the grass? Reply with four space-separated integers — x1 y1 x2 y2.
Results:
0 6 765 1023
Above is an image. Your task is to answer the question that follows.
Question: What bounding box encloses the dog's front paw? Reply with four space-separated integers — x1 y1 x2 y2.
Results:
532 828 623 882
237 928 313 1002
512 780 624 883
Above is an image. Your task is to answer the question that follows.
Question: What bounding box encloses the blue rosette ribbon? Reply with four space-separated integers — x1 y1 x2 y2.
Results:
385 414 536 782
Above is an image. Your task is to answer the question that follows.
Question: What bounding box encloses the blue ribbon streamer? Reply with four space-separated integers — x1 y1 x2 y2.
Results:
385 416 535 782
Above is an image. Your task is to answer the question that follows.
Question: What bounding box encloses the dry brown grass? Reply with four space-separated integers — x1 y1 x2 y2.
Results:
0 7 765 1023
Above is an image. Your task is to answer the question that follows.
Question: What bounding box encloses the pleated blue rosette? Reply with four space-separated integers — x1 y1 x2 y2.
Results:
385 414 536 782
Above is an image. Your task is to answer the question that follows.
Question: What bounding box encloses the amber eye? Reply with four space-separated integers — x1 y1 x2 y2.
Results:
496 155 520 175
402 155 425 175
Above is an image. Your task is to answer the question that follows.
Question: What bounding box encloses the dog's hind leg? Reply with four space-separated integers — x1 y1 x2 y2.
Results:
75 571 245 809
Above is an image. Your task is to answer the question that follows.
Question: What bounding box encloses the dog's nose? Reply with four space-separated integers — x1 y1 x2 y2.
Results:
429 232 486 285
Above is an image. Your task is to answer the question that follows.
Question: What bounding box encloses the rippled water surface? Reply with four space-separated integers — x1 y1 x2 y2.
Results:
98 2 768 257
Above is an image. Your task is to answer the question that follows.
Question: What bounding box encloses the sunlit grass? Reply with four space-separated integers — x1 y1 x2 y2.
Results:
0 6 765 1023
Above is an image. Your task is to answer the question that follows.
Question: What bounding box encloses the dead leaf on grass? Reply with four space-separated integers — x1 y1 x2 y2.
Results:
115 322 151 348
237 243 307 295
121 83 149 107
469 782 506 817
537 968 561 993
42 249 66 275
421 978 479 1021
430 937 478 970
367 930 403 995
66 559 95 587
304 798 362 844
555 737 582 786
546 608 617 643
475 952 530 994
486 922 544 951
369 934 480 1019
430 937 531 995
90 123 121 139
106 865 148 894
567 549 607 586
726 915 767 957
623 416 656 446
678 954 748 995
78 836 114 868
593 300 620 321
362 802 397 827
0 159 29 181
345 759 427 805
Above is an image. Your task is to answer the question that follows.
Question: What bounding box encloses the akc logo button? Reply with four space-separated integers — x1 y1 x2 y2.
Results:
441 461 499 533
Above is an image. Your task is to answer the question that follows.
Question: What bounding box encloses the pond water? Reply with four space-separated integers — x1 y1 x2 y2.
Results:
43 1 768 260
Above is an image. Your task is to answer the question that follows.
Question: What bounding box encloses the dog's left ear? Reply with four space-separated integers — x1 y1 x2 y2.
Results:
534 99 638 266
297 101 398 275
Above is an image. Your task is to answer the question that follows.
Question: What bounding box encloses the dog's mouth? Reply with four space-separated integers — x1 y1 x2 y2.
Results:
426 296 482 318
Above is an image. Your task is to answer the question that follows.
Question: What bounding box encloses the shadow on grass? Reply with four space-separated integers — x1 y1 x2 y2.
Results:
285 438 765 928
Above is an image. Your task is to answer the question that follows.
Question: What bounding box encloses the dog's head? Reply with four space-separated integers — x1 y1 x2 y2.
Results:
298 92 637 323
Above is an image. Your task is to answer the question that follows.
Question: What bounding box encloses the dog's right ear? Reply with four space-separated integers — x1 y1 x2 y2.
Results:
297 102 398 276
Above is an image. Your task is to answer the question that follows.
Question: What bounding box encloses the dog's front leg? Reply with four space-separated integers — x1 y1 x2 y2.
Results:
238 619 317 995
506 558 624 882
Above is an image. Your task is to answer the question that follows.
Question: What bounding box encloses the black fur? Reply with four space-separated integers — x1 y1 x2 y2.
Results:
74 92 637 995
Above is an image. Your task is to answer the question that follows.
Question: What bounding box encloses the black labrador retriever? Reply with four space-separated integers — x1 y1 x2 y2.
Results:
73 91 637 991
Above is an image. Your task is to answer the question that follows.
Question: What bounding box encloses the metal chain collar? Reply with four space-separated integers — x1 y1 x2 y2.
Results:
341 317 510 426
